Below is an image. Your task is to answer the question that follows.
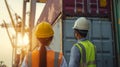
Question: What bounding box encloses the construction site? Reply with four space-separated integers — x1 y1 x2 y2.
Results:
0 0 120 67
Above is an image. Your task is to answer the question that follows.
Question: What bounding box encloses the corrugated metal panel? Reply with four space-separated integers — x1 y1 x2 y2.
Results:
63 0 111 17
113 0 120 66
62 18 116 67
62 19 77 64
37 0 61 25
89 20 114 67
116 0 120 66
117 0 120 52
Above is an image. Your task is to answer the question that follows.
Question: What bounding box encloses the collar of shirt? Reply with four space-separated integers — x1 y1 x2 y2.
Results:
77 38 87 43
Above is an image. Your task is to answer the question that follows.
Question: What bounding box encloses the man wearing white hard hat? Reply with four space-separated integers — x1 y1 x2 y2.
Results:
69 17 96 67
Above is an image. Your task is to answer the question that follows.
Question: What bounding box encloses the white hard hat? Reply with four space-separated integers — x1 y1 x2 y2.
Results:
73 17 89 30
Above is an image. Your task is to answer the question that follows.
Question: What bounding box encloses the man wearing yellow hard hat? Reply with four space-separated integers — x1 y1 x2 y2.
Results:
22 21 67 67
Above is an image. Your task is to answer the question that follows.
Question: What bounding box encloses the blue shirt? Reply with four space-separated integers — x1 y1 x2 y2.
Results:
69 38 86 67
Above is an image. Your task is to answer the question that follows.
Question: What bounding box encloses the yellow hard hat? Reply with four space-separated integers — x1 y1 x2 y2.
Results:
35 21 54 38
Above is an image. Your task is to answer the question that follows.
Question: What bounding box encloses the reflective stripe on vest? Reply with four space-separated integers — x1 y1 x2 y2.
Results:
54 52 59 67
27 50 62 67
75 40 96 67
78 43 87 67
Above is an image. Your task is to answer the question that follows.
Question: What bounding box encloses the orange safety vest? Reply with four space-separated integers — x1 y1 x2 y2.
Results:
26 49 63 67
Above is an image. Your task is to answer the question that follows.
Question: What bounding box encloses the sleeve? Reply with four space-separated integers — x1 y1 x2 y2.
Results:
69 45 81 67
60 56 67 67
21 56 28 67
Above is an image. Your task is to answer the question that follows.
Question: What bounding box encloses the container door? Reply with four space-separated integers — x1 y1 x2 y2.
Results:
88 19 115 67
62 19 77 64
62 18 116 67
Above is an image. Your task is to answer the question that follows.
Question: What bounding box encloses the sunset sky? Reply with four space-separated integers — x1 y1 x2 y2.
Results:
0 0 45 66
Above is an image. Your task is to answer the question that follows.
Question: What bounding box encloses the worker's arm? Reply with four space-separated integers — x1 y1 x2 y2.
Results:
60 56 67 67
69 45 81 67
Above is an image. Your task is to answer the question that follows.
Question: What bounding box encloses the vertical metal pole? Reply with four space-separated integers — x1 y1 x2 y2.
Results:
14 31 18 67
82 0 84 13
60 0 63 52
96 0 99 13
12 36 15 67
29 0 36 51
113 0 120 67
74 0 76 13
22 0 27 37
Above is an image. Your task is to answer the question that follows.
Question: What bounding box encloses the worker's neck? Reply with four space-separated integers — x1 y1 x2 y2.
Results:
77 36 84 40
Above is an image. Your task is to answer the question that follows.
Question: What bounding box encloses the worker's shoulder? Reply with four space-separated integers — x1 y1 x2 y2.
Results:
73 42 79 45
73 42 81 47
72 44 80 51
